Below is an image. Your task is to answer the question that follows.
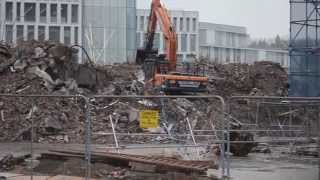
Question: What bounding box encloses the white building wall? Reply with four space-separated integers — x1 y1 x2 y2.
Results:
137 9 199 63
199 22 289 68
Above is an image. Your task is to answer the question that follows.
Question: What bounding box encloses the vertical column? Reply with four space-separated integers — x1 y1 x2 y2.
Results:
13 1 17 22
67 4 72 24
231 49 235 63
196 17 199 58
45 26 49 40
47 3 50 23
23 25 27 41
13 25 17 44
177 16 180 34
187 34 190 54
79 2 82 47
36 3 40 23
71 26 75 44
57 3 61 24
177 33 181 53
60 26 64 43
21 1 25 22
158 33 163 53
35 25 38 40
78 1 83 63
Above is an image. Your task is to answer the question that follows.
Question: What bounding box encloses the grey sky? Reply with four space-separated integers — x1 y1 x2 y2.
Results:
137 0 290 39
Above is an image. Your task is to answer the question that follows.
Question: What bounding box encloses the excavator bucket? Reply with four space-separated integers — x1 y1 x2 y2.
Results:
136 49 147 65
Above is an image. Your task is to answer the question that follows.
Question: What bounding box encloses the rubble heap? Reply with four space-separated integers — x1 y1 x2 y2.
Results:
201 60 288 97
0 41 142 143
0 41 143 95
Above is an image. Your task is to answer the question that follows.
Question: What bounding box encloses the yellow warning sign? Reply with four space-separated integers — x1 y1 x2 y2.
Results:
139 110 159 129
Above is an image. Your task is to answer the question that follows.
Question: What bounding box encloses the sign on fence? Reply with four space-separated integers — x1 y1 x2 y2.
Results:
139 110 159 128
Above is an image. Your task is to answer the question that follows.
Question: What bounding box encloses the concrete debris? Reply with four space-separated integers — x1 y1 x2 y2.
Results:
229 129 257 156
197 59 288 97
251 143 272 154
0 154 31 171
295 145 319 157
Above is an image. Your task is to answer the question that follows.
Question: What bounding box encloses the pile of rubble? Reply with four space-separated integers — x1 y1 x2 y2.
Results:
0 41 142 143
0 41 143 95
199 59 288 97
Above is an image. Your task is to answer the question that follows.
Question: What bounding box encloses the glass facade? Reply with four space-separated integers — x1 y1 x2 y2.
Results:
1 1 81 46
83 0 136 64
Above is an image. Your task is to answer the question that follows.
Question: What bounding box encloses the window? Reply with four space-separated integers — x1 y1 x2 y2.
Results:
49 26 60 42
64 27 71 45
50 4 57 23
162 35 166 50
143 33 148 47
74 27 79 44
5 25 13 43
226 49 231 63
40 4 47 23
190 34 196 51
232 34 236 47
181 34 187 52
192 18 197 32
214 48 219 63
140 16 144 31
71 5 79 23
173 17 177 31
5 2 13 21
177 54 183 63
16 3 21 21
226 32 231 46
16 25 24 42
215 31 223 46
186 18 190 32
61 4 68 23
25 3 36 22
38 26 46 41
179 18 184 31
236 49 241 63
136 33 141 47
27 26 35 40
281 55 285 66
154 33 160 50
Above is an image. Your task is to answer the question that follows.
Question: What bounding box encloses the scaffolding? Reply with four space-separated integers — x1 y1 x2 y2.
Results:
290 0 320 96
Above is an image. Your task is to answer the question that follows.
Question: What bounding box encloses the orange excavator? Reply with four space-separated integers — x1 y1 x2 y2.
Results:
136 0 208 93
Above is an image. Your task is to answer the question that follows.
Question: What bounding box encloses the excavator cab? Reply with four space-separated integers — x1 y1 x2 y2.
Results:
139 52 208 93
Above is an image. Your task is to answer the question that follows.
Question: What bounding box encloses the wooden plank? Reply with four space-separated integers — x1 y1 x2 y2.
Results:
129 162 157 173
48 149 216 173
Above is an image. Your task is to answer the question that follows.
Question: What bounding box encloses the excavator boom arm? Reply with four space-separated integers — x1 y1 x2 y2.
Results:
145 0 177 70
